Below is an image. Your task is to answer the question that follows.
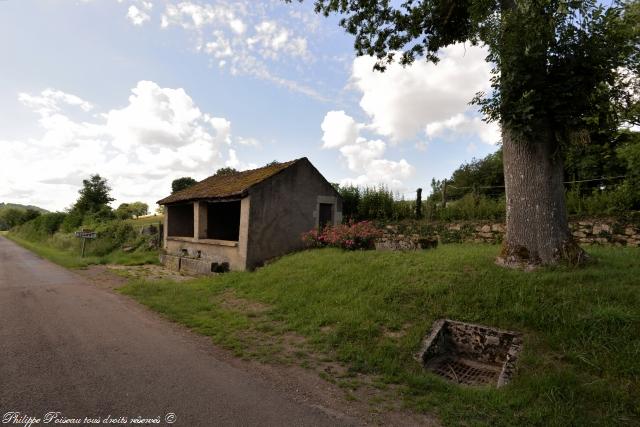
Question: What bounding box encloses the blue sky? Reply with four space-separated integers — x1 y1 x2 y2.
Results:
0 0 499 211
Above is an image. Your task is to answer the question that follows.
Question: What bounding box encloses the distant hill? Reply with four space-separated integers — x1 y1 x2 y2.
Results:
0 203 49 213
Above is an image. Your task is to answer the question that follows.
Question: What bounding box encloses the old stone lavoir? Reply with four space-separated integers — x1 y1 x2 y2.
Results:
158 158 342 273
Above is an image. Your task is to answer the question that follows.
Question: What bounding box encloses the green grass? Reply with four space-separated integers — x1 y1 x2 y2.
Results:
6 234 159 268
119 244 640 426
127 215 163 227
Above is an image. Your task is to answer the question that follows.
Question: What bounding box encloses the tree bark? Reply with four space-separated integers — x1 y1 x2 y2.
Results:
497 124 587 269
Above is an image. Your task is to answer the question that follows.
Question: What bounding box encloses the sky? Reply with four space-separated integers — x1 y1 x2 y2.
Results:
0 0 500 212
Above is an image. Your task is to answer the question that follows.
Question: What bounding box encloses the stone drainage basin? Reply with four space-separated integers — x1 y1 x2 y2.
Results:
417 319 522 387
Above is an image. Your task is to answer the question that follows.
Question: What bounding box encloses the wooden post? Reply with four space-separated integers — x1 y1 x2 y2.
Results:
442 179 447 208
81 237 86 258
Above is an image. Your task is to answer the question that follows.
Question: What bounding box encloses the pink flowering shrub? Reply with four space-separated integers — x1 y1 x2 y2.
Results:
302 221 382 250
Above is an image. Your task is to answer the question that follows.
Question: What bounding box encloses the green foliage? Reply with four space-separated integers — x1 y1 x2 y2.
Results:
171 177 198 194
115 202 149 220
60 209 84 232
357 186 395 220
82 205 116 228
73 174 114 215
213 167 239 176
11 212 66 240
88 221 138 256
7 234 159 269
427 194 506 222
305 1 639 144
0 208 41 230
121 245 640 425
335 185 360 220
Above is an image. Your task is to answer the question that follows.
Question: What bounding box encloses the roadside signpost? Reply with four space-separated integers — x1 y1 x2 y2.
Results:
74 230 97 257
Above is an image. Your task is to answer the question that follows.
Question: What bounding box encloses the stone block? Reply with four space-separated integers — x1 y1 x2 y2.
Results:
480 225 491 233
161 254 181 272
491 224 505 232
625 227 636 236
180 257 214 275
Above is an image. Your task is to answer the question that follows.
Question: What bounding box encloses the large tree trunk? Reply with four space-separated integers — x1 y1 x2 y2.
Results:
497 124 587 269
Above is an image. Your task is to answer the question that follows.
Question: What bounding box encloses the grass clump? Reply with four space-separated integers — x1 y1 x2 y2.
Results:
120 244 640 426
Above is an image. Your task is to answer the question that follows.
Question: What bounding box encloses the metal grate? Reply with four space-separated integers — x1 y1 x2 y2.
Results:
429 357 501 386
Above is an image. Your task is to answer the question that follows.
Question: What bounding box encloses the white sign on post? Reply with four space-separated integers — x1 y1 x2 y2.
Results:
75 230 97 257
75 231 97 239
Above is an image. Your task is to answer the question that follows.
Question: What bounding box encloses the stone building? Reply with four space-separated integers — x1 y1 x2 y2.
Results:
157 158 342 273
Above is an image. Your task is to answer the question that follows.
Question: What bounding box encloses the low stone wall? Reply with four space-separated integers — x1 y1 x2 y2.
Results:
381 218 640 247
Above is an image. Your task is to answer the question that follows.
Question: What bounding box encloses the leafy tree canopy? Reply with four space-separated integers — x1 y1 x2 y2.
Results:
171 177 198 194
299 0 639 142
115 202 149 219
73 174 114 215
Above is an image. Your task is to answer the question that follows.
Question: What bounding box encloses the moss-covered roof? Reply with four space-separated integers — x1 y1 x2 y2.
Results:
158 159 301 205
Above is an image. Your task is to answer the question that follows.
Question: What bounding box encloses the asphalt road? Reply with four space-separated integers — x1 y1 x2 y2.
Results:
0 237 353 426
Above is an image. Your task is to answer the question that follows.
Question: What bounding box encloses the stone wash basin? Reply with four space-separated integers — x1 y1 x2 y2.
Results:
417 319 523 387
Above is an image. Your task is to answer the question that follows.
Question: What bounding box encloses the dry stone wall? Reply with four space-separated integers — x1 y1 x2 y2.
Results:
381 218 640 247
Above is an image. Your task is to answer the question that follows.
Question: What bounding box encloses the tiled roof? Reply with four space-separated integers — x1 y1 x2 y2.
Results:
158 159 301 204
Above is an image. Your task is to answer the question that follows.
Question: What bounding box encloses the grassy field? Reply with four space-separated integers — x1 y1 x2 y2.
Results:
119 244 639 426
5 234 159 268
127 215 164 228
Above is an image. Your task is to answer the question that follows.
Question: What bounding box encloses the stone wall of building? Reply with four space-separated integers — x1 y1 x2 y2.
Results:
380 218 640 248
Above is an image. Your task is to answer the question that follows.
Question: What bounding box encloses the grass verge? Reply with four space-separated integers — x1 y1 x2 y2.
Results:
5 234 159 268
119 244 640 426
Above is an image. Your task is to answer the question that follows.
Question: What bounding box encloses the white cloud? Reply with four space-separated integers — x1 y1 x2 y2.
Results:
157 1 321 99
425 113 500 145
320 110 358 148
320 110 414 189
127 5 150 26
18 89 93 115
351 43 497 144
319 43 498 190
1 82 249 211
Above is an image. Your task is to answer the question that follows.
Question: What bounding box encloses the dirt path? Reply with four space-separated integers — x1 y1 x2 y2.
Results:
0 237 359 426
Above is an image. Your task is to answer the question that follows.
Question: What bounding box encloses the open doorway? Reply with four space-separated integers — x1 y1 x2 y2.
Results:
319 203 333 229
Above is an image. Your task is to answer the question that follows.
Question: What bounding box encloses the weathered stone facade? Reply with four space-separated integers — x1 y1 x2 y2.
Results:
381 218 640 247
159 158 343 272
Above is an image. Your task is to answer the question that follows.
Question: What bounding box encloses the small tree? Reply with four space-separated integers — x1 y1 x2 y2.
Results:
115 203 131 220
74 174 114 215
171 177 197 194
128 202 149 218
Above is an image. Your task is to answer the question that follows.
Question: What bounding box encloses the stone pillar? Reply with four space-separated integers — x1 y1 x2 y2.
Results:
193 201 200 240
197 202 207 239
163 206 169 249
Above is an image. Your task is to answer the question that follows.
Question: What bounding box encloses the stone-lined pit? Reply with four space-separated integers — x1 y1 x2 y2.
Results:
417 319 522 387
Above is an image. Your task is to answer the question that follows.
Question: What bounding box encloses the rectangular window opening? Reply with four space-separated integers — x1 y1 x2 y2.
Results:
167 203 194 237
206 200 241 241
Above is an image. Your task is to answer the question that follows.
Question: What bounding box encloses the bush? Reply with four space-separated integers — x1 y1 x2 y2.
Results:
88 221 138 256
60 209 84 232
12 212 66 240
302 221 382 250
